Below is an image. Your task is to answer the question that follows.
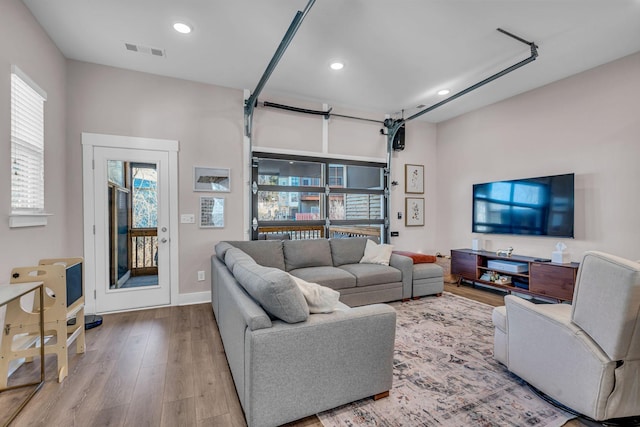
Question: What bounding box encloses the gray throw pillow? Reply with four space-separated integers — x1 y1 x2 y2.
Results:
283 239 333 271
232 262 310 324
329 237 368 266
227 240 286 270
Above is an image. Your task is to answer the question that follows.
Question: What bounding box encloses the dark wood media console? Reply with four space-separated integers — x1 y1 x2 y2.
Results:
451 249 579 302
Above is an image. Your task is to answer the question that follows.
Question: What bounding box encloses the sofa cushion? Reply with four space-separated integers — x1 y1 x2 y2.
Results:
289 274 340 313
339 263 402 287
412 263 444 280
232 262 309 323
289 266 356 290
258 233 291 240
225 247 256 272
227 240 286 271
283 239 333 271
329 237 368 266
360 239 394 266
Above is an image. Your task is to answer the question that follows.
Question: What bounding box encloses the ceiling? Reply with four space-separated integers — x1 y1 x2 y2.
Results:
23 0 640 123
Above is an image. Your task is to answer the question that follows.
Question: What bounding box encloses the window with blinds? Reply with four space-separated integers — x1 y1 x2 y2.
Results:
11 67 46 213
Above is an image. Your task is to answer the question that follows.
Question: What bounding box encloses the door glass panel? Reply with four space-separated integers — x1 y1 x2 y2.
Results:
131 163 158 228
130 163 158 285
329 194 383 220
108 160 158 290
258 159 323 186
252 153 388 243
258 191 322 221
329 164 382 189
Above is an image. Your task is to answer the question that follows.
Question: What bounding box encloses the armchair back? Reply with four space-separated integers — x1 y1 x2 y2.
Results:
571 251 640 361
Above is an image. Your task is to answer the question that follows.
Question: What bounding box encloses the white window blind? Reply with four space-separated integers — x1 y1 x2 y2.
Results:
11 67 46 213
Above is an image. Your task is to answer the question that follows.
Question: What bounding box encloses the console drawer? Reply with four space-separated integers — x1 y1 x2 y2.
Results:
529 263 576 301
451 250 478 279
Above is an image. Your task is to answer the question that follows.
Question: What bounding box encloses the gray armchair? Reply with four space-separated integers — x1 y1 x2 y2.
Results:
492 251 640 421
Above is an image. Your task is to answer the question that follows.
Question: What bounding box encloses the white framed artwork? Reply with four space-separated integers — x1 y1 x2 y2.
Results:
405 197 424 227
194 167 230 192
405 164 424 194
199 196 225 228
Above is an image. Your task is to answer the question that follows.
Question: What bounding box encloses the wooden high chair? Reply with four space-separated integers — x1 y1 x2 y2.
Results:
0 258 86 387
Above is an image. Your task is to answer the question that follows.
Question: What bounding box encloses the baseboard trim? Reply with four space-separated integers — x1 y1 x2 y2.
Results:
178 290 211 306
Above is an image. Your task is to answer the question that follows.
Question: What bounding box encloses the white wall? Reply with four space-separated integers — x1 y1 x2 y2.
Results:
388 122 438 253
435 51 640 261
0 0 68 280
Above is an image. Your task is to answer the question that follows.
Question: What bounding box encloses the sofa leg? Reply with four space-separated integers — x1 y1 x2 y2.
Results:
412 296 420 300
402 298 410 302
374 391 390 400
436 293 442 297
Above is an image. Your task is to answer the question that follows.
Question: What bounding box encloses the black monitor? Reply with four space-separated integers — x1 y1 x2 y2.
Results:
66 261 83 307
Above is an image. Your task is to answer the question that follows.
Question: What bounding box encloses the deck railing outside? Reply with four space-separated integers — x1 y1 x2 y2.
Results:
259 225 325 240
258 225 380 241
130 228 158 276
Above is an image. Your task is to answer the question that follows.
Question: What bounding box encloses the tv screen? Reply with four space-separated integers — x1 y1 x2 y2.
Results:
472 173 574 237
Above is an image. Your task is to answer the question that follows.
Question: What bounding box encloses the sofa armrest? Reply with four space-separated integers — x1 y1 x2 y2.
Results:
390 253 413 299
504 295 615 419
211 255 272 331
244 303 396 427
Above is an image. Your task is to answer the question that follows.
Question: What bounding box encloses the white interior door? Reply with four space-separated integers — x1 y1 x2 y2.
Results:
83 134 177 313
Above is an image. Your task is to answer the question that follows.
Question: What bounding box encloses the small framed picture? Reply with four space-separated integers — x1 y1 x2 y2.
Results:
194 167 230 192
405 197 424 227
199 196 225 228
405 164 424 194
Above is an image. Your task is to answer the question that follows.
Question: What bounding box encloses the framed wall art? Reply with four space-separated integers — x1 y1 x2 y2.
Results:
405 197 424 227
194 166 230 192
199 196 225 228
405 164 424 194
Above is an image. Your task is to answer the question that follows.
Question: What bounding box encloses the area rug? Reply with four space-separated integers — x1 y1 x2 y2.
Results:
318 293 574 427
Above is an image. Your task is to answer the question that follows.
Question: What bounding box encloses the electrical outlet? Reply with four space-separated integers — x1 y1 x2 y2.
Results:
197 271 205 281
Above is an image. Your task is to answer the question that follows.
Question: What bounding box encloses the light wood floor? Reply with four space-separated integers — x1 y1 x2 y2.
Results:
0 284 594 427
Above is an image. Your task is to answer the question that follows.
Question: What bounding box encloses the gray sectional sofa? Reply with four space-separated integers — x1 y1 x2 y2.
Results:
221 237 414 306
211 238 399 427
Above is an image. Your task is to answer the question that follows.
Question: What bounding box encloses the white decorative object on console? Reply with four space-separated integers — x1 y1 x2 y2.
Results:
552 242 571 264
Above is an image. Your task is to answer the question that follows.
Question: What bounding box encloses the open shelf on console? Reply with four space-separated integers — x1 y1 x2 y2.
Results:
451 249 579 302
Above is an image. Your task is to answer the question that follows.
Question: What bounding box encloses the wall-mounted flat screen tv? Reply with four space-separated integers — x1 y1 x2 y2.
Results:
472 173 574 237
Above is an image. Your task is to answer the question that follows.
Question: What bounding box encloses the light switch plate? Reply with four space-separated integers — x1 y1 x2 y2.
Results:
181 214 195 224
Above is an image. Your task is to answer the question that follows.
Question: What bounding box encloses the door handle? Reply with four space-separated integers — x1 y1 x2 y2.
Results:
160 238 168 243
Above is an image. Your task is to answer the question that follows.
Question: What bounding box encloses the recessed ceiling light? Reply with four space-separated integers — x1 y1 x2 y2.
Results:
437 89 451 96
173 22 192 34
330 61 344 71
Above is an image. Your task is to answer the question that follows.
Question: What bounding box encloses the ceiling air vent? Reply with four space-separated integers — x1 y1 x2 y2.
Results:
124 42 165 58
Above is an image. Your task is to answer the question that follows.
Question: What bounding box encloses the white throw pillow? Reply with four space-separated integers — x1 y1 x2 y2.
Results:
360 239 394 266
289 275 340 313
